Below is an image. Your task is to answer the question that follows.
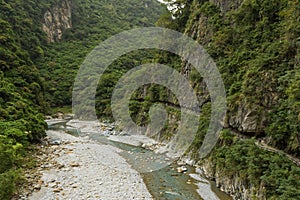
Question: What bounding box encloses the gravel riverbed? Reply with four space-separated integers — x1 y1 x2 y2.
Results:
28 130 153 200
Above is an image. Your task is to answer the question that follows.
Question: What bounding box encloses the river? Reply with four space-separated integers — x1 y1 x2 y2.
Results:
48 120 231 200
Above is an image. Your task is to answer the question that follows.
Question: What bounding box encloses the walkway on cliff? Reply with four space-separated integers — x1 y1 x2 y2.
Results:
229 128 300 167
255 141 300 167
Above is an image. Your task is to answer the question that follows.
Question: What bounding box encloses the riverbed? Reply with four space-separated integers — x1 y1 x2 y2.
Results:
48 120 231 200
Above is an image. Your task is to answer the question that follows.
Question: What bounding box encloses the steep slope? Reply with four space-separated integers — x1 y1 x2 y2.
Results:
35 0 165 108
129 0 300 199
182 0 299 156
0 1 165 199
0 0 55 199
2 0 298 199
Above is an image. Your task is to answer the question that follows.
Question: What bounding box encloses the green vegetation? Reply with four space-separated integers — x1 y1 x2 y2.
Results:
152 0 300 199
212 134 300 199
0 0 51 198
192 0 300 155
36 0 164 108
0 0 164 199
1 0 299 199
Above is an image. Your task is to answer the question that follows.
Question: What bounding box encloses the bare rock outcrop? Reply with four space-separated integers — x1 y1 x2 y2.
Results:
42 0 72 42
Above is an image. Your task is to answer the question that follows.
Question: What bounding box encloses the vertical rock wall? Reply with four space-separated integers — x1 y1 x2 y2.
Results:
42 0 72 42
183 1 270 199
183 0 278 135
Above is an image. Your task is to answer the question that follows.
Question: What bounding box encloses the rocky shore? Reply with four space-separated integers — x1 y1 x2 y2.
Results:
21 130 152 200
14 118 233 200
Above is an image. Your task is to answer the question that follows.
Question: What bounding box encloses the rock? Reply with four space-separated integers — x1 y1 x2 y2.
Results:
45 115 53 120
228 105 267 134
53 188 63 193
64 113 75 120
25 174 33 179
49 139 62 145
177 166 188 173
54 112 64 119
58 164 65 169
28 125 153 200
48 182 57 188
41 164 50 168
165 191 180 196
103 130 111 136
33 184 41 190
119 131 130 136
177 160 186 166
69 162 80 167
42 0 72 43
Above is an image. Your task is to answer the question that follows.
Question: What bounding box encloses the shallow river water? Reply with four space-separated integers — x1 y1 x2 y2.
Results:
49 122 231 200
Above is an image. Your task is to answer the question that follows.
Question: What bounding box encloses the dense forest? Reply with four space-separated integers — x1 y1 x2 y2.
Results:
36 0 164 108
0 0 163 199
0 0 53 198
0 0 299 199
152 0 300 199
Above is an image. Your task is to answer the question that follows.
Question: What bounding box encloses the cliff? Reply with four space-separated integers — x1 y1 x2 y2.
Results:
181 0 300 199
182 0 299 146
141 0 300 199
42 0 72 42
0 0 52 198
183 0 272 136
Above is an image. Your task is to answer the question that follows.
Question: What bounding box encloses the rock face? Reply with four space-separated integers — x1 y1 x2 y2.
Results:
200 161 267 200
209 0 244 13
42 0 72 42
182 0 272 199
183 0 278 136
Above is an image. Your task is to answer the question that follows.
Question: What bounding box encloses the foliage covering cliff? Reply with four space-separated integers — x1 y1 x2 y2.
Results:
0 1 164 198
2 0 299 199
91 0 299 199
153 0 300 199
65 0 300 198
38 0 299 198
35 0 165 108
0 0 56 199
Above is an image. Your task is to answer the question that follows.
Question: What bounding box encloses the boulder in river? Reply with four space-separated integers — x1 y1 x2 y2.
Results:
177 166 188 173
64 113 75 120
54 112 64 119
45 115 53 120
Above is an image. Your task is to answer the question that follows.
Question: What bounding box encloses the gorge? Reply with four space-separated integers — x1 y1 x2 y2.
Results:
0 0 299 199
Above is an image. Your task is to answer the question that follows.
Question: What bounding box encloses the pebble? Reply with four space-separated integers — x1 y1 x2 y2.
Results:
48 182 57 188
69 162 80 167
49 139 62 145
33 184 41 190
53 188 63 193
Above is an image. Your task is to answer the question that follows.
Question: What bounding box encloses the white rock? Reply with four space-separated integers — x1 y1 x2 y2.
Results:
177 166 188 173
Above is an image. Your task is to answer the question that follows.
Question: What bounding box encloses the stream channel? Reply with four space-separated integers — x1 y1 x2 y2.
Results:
48 121 232 200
